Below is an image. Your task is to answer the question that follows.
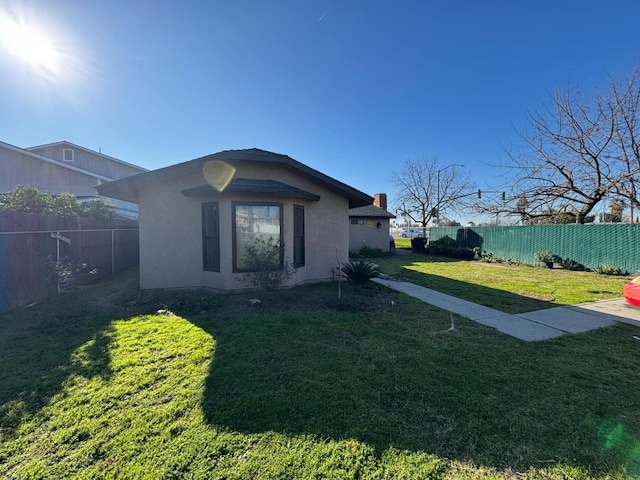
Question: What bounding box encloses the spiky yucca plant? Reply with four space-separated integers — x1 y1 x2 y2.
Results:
341 260 379 285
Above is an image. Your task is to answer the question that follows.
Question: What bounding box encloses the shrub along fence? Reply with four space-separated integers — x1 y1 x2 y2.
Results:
0 211 139 313
428 224 640 275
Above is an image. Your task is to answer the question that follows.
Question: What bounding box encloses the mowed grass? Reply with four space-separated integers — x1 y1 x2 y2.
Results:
377 251 633 314
1 268 640 479
392 237 413 249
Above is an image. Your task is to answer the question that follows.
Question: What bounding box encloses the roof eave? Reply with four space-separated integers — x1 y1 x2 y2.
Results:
181 179 322 201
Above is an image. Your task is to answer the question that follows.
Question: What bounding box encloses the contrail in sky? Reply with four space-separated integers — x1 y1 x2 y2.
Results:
318 10 328 22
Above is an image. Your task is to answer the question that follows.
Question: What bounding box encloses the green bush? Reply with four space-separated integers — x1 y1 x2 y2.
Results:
240 237 297 293
424 237 459 257
561 258 586 271
341 260 379 285
479 251 493 262
424 237 476 260
593 263 627 276
351 245 384 258
477 252 524 265
46 256 98 291
430 237 458 249
0 186 116 222
451 249 475 260
534 250 562 267
80 197 118 222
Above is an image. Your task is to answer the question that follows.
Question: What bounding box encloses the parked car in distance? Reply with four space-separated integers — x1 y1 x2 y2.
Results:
400 229 423 238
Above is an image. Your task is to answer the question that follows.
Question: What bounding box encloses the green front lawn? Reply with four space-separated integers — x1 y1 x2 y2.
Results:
1 269 640 479
375 253 632 314
392 237 412 249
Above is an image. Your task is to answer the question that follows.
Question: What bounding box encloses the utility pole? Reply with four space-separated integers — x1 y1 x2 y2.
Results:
436 163 464 226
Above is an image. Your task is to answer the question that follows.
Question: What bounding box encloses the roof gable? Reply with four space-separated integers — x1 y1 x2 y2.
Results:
26 141 148 173
0 140 112 182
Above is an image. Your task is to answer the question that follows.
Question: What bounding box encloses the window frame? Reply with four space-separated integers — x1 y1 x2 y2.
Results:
232 201 284 273
202 202 220 272
63 148 74 162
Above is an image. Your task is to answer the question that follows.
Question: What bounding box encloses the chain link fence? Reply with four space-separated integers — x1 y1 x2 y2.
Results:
0 227 139 313
429 224 640 275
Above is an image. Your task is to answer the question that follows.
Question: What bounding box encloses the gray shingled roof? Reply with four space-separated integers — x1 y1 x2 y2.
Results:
181 178 321 201
96 148 372 208
348 204 396 218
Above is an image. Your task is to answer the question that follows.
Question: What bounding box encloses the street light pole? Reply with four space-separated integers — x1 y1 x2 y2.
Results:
436 163 464 226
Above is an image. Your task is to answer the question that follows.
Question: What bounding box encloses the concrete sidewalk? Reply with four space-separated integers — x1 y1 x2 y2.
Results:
373 277 640 341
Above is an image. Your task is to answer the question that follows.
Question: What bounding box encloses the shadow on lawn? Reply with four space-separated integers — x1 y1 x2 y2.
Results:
189 281 640 476
0 270 137 437
2 269 639 476
402 268 557 313
381 254 561 314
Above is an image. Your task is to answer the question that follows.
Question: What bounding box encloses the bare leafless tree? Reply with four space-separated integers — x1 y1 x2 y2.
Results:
390 157 474 229
609 68 640 222
494 68 640 224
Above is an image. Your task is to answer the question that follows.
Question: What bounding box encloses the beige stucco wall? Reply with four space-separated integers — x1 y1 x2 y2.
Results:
349 218 391 253
137 163 350 291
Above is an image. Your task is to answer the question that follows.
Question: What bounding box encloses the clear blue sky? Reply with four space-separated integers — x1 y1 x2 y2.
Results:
1 0 639 218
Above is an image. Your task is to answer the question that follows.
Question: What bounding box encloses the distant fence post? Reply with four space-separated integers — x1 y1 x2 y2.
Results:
111 229 115 275
55 231 60 293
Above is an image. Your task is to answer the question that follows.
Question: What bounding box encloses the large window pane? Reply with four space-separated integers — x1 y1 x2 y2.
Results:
233 203 282 271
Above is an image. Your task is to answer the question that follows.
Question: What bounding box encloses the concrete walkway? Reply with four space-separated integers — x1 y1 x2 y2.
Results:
373 277 640 341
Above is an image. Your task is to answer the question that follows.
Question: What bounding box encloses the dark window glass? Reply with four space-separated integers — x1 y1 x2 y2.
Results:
202 202 220 271
294 205 305 266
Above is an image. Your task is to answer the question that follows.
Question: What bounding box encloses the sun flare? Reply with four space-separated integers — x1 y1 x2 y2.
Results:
5 24 57 68
0 9 62 76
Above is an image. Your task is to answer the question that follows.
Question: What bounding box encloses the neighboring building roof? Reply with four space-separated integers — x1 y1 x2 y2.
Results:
349 204 396 218
97 148 373 208
0 140 113 182
26 140 149 172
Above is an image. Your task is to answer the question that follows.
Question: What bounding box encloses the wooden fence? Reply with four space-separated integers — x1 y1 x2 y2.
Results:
0 211 139 313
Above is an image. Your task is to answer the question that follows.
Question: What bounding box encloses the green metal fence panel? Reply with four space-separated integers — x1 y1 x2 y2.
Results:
429 224 640 274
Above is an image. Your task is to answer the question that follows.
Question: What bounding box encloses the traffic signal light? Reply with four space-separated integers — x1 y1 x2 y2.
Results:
477 189 481 198
501 192 506 201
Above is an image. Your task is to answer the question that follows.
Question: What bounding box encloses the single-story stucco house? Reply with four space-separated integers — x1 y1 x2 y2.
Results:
96 148 372 291
348 193 396 253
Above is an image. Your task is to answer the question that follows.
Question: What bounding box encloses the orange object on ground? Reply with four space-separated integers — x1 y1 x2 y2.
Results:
624 276 640 307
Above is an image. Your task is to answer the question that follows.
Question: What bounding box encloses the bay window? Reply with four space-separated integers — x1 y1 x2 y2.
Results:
233 202 283 272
